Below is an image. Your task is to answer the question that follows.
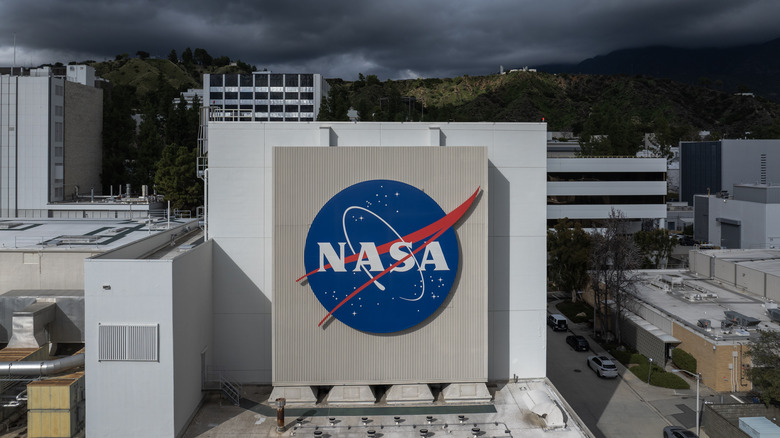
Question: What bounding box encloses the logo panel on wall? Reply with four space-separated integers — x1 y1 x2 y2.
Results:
297 180 479 333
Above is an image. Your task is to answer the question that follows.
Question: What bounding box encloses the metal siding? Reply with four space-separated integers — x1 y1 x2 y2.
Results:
273 146 488 385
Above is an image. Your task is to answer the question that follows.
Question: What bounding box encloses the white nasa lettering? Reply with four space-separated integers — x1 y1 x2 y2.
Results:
389 241 414 272
318 242 346 272
317 241 452 272
353 242 384 272
419 242 450 271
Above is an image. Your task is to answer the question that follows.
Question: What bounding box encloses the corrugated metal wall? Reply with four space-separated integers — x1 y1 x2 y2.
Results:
272 146 488 385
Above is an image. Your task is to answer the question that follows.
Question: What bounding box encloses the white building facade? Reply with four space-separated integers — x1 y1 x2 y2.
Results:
547 157 667 231
0 66 102 218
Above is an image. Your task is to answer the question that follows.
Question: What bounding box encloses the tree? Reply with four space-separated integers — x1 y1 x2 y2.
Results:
317 82 350 121
747 330 780 405
167 49 178 63
182 47 193 64
136 51 150 59
589 209 642 344
193 48 213 66
547 219 591 302
634 228 677 269
154 144 203 212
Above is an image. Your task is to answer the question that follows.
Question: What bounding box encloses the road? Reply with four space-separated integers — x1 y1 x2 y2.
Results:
546 311 698 438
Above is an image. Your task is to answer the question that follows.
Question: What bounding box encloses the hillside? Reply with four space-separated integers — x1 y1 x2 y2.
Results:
329 71 780 142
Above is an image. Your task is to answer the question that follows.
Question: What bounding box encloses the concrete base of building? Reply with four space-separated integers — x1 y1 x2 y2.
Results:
441 383 492 403
268 386 317 405
385 384 434 404
325 385 376 405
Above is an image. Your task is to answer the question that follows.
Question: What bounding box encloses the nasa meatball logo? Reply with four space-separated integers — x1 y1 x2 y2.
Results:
297 180 479 333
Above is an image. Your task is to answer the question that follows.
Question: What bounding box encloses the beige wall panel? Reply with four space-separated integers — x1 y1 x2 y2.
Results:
735 265 766 297
713 258 735 285
273 146 488 385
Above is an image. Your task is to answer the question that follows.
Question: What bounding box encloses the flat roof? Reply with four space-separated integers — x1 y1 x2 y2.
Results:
0 218 194 252
636 269 778 344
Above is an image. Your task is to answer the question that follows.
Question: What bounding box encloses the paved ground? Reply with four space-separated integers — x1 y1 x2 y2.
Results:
546 298 717 438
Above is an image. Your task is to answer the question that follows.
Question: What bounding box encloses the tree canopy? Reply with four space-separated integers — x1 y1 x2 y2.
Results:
547 218 591 302
747 330 780 405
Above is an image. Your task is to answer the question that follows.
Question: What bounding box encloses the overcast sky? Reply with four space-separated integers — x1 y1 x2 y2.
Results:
1 0 778 81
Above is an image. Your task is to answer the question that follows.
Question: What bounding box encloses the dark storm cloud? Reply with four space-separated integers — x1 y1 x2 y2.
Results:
1 0 779 80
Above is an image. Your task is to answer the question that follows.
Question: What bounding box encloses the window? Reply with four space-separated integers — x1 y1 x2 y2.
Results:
285 74 299 87
240 92 253 99
270 74 283 87
55 147 63 157
240 74 253 86
255 91 268 99
55 105 63 116
285 105 299 112
300 92 314 100
300 74 314 87
224 92 238 100
55 122 63 142
254 74 268 87
270 105 284 112
285 92 299 100
270 92 284 100
210 75 223 86
224 75 238 87
301 105 314 112
55 85 64 96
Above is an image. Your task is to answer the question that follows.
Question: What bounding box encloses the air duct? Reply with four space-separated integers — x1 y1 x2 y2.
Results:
7 301 56 348
0 353 84 376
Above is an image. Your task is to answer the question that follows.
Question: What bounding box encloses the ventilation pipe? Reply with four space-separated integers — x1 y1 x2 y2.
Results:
7 302 56 348
0 353 84 376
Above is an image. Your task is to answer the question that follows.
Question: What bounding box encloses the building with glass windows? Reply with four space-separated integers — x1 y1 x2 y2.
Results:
203 72 329 122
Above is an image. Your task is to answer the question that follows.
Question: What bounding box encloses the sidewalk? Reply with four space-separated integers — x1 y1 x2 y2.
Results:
548 299 715 437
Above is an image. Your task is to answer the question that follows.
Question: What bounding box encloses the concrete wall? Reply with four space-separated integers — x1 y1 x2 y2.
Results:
171 241 212 435
0 251 97 294
85 259 175 437
722 140 780 193
713 257 736 285
207 122 547 383
671 321 751 393
768 273 780 302
84 240 213 438
690 250 712 278
703 403 780 438
64 81 102 197
736 265 766 297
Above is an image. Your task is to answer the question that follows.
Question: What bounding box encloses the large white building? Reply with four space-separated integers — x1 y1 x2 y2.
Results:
81 121 548 437
1 66 103 218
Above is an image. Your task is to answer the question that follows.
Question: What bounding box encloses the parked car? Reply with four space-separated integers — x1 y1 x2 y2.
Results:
547 314 568 331
586 355 618 378
663 425 698 438
566 335 589 351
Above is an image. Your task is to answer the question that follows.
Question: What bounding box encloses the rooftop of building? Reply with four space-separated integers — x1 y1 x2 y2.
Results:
182 380 589 437
635 265 780 344
0 218 197 252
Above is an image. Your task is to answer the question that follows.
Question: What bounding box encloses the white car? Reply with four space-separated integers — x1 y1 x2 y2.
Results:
587 355 618 378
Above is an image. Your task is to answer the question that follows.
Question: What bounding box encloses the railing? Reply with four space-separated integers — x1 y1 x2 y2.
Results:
205 368 241 406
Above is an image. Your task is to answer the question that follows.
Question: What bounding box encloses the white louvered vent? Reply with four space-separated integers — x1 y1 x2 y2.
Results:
98 324 159 362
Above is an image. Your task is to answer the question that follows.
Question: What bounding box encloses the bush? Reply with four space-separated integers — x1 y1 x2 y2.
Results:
555 301 593 324
672 348 697 374
630 361 690 389
609 349 632 366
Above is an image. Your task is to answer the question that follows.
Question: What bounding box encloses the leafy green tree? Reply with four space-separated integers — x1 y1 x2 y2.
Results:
193 48 213 66
634 228 677 269
101 84 138 192
154 144 203 211
747 330 780 405
317 82 350 121
547 219 591 302
182 47 193 64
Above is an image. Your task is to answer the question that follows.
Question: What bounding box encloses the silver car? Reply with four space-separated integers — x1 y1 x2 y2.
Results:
587 355 618 378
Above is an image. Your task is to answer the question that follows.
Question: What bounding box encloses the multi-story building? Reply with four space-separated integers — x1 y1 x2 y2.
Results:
547 157 668 232
694 183 780 249
0 66 103 218
680 139 780 205
203 72 329 122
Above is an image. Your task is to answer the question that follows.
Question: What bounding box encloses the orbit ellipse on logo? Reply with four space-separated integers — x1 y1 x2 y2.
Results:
298 179 478 333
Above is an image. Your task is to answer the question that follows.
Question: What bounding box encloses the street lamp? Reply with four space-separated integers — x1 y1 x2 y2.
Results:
671 369 701 437
647 358 653 384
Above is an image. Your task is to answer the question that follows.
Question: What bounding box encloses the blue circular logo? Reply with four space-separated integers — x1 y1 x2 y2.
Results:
301 180 461 333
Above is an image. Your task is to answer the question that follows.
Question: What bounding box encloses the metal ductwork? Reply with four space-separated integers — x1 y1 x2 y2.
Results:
7 301 56 348
0 353 84 376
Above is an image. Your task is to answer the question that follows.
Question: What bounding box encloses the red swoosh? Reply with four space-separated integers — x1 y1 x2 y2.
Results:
310 186 480 327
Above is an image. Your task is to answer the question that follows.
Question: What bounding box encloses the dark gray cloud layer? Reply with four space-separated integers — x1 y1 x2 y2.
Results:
1 0 779 80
